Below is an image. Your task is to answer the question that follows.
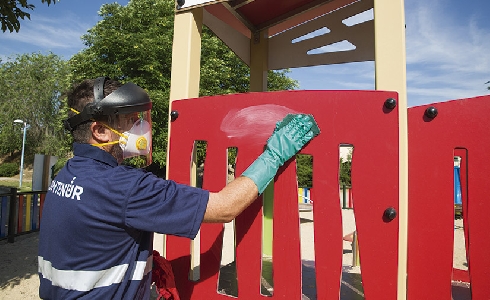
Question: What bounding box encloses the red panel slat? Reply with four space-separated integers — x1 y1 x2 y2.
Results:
272 160 302 298
309 141 344 299
234 145 264 298
193 143 228 298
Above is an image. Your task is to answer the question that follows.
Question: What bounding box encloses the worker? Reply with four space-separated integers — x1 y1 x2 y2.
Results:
38 77 320 299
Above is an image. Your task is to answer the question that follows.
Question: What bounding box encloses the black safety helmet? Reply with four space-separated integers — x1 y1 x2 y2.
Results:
64 77 152 131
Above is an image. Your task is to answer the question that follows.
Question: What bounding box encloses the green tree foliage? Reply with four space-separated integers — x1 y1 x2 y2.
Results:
339 158 351 187
0 52 71 158
296 149 353 188
339 148 352 187
69 0 298 168
0 0 56 32
296 154 313 187
0 162 19 177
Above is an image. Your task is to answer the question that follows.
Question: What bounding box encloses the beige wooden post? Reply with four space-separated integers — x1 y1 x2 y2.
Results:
154 8 203 263
168 9 203 102
373 0 408 299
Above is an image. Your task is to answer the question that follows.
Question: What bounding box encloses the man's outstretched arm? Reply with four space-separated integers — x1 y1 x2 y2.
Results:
205 176 258 223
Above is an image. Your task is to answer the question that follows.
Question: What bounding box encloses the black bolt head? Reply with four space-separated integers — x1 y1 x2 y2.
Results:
93 106 102 115
170 110 179 121
383 207 397 221
425 106 438 119
384 98 397 110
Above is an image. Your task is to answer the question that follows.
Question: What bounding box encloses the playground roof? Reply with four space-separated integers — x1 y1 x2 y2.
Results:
184 0 359 36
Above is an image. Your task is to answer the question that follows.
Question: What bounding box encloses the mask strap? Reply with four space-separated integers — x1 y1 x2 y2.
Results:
92 141 123 147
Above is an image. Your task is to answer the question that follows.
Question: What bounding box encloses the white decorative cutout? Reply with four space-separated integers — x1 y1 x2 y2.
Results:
343 8 374 27
268 0 375 70
292 27 331 44
307 40 356 55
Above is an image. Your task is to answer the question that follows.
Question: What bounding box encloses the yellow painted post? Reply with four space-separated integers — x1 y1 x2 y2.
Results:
25 194 32 231
373 0 408 299
262 184 274 256
352 231 360 266
249 30 273 257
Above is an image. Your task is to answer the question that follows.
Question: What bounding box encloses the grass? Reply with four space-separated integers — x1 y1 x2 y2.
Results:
1 153 34 190
0 167 33 193
0 179 33 192
0 156 34 192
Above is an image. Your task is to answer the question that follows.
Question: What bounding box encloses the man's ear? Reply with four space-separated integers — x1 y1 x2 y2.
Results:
90 122 112 143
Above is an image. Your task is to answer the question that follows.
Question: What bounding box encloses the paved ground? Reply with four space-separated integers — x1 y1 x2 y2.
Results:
0 209 471 299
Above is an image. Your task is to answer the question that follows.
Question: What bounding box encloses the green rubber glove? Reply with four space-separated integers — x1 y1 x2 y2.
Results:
241 113 320 194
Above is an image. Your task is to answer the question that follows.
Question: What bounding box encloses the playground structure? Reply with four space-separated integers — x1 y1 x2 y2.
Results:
0 0 487 299
159 0 490 299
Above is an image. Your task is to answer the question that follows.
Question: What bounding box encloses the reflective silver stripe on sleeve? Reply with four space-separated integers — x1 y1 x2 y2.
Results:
131 254 153 280
38 256 150 291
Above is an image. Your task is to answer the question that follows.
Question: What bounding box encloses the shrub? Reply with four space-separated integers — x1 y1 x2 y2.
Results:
0 163 20 177
51 157 69 179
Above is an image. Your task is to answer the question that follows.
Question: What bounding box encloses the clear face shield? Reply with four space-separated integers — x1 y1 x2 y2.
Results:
117 110 152 167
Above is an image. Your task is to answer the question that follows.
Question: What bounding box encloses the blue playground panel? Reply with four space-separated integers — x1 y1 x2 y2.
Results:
454 165 462 205
1 196 7 238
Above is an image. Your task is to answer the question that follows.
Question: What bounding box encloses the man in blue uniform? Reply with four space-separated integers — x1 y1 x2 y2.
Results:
38 77 320 299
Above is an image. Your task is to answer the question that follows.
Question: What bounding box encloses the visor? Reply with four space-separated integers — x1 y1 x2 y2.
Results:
64 77 152 132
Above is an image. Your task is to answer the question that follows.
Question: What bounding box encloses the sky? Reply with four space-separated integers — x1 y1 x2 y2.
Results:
0 0 489 107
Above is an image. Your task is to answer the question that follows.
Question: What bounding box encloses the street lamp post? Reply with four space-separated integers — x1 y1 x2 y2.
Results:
13 119 28 189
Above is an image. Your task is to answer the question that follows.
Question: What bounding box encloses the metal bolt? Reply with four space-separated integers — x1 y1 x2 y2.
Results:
176 0 185 9
383 207 397 221
93 106 102 115
425 106 438 119
253 32 260 44
170 110 179 121
384 98 397 110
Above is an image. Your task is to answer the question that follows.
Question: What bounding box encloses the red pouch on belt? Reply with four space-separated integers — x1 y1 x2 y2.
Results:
152 250 180 300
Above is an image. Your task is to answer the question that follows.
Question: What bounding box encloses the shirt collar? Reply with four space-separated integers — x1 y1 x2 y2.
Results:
73 143 118 167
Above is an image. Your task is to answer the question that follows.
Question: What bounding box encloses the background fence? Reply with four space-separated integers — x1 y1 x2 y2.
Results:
0 188 46 243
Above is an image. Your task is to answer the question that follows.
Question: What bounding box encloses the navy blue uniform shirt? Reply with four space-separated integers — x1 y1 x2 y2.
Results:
38 143 209 299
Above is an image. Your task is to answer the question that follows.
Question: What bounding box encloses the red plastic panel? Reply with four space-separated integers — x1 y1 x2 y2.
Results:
166 90 399 299
407 96 490 300
17 194 24 232
39 193 46 225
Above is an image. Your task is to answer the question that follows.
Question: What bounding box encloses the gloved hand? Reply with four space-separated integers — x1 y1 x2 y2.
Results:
241 114 320 194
